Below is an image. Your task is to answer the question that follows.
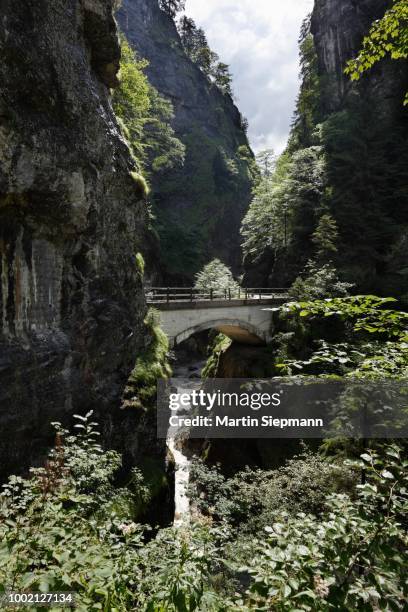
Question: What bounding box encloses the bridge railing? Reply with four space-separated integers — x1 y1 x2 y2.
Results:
146 287 288 304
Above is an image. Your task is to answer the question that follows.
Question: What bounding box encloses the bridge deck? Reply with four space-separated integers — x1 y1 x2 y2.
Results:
147 287 289 308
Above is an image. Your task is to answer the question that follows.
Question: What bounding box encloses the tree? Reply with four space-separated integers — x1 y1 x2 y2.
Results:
178 17 234 96
193 30 219 75
240 115 249 133
345 0 408 105
113 36 185 174
255 149 276 177
213 62 233 96
143 88 186 173
178 20 215 75
289 260 354 300
290 15 322 150
158 0 185 20
177 15 198 56
312 213 339 262
194 259 240 294
112 37 151 162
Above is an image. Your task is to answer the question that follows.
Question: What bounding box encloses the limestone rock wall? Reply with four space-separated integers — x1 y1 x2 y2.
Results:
117 0 255 282
311 0 405 111
0 0 152 477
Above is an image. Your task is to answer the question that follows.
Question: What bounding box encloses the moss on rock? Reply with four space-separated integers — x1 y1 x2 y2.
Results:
122 308 172 410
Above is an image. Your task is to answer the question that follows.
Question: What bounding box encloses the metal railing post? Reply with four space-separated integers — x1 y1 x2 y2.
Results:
210 288 213 301
190 287 193 302
167 288 169 304
228 288 231 301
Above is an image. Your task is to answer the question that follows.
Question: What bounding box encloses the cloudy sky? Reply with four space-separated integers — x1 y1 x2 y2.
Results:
186 0 313 153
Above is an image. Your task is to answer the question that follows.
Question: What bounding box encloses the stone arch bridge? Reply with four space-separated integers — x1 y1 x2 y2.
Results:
147 288 289 347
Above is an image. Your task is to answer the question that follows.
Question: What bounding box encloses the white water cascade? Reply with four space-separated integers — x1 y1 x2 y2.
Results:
167 360 204 527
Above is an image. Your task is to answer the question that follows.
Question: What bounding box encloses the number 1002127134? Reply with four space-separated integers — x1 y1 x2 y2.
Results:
0 592 76 608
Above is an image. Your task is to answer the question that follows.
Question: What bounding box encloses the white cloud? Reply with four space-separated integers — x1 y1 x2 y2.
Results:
186 0 313 153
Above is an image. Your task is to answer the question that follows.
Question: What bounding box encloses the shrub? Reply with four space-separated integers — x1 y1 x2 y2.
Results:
289 261 354 300
189 451 357 533
0 414 147 610
237 446 408 610
122 308 171 410
135 251 145 277
201 333 232 378
130 171 150 199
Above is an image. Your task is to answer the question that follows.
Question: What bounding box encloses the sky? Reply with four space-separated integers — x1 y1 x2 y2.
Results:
186 0 314 154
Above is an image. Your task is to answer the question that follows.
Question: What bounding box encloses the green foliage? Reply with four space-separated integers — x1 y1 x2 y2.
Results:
177 16 233 96
135 252 145 277
311 213 338 261
243 8 408 297
345 0 408 105
194 259 240 295
241 153 288 261
213 62 233 96
236 446 408 610
153 123 253 280
290 15 322 150
113 35 185 176
130 171 150 198
136 521 228 611
289 261 354 301
201 333 232 378
0 414 226 611
275 295 408 378
319 107 408 296
241 145 326 266
0 414 149 610
0 421 406 610
122 308 172 410
255 149 276 177
283 295 408 339
143 87 186 175
189 451 356 533
113 37 151 164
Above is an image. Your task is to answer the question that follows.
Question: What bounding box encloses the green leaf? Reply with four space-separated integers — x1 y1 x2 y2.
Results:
381 470 394 480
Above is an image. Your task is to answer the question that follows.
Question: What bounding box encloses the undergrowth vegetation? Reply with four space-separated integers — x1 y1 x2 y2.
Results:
122 308 172 410
113 36 185 180
0 413 406 611
272 295 408 379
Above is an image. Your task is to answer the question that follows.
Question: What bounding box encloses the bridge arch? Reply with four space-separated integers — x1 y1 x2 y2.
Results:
172 318 268 347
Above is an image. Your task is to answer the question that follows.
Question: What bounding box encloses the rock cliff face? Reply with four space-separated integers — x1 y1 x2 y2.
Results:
117 0 254 282
311 0 405 111
0 0 152 478
310 0 408 296
244 0 407 294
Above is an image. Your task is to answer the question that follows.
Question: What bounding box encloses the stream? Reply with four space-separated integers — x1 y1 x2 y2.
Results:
167 357 205 527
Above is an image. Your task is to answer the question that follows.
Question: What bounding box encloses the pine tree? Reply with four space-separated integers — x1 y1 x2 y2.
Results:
213 62 233 96
256 149 276 177
177 16 197 56
159 0 185 20
312 213 339 263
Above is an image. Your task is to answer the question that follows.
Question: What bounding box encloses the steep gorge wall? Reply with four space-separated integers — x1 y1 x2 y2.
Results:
244 0 408 295
0 0 153 478
311 0 402 110
117 0 254 282
310 0 408 296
